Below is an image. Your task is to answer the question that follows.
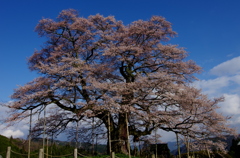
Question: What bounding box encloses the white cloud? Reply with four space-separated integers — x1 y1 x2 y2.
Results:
193 56 240 128
194 57 240 95
219 94 240 115
230 74 240 85
232 116 240 124
210 56 240 76
0 102 30 139
193 76 230 95
159 130 176 142
2 129 24 138
0 103 11 117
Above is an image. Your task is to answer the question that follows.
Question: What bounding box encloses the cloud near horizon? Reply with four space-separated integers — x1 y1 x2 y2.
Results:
219 94 240 115
2 129 24 138
210 56 240 76
0 103 29 139
194 76 230 96
195 56 240 128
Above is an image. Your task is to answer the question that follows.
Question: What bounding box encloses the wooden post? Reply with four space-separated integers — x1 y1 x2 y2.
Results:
51 133 53 158
176 133 181 158
95 134 98 154
6 146 11 158
187 135 190 158
138 141 141 156
92 117 95 155
39 148 43 158
126 113 131 158
111 152 115 158
75 120 79 148
28 109 32 158
155 129 157 158
108 112 112 156
206 148 211 158
46 137 48 158
43 105 46 158
74 148 78 158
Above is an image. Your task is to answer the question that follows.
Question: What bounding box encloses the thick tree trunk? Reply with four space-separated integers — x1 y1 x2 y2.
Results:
105 113 129 155
176 133 181 158
112 113 129 154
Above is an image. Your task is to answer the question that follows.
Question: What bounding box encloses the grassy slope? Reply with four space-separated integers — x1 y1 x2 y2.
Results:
0 135 27 158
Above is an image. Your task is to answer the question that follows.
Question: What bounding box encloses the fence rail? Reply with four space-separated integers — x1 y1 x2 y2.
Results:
6 146 75 158
44 151 73 157
4 146 119 158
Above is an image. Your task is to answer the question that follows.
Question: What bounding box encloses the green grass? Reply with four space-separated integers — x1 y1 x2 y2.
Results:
90 153 141 158
57 154 141 158
0 135 28 158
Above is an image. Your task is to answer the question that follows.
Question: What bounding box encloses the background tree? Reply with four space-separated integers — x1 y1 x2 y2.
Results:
66 117 107 150
155 86 236 155
6 9 233 154
229 137 240 158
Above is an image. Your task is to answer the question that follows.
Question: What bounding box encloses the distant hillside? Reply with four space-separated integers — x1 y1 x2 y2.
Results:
31 137 108 154
168 135 236 155
0 135 28 158
167 141 177 152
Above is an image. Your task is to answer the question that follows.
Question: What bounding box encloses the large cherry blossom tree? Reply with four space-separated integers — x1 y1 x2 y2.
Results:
7 9 234 154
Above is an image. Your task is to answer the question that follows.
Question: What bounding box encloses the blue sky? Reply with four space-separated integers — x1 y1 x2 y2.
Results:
1 0 240 141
